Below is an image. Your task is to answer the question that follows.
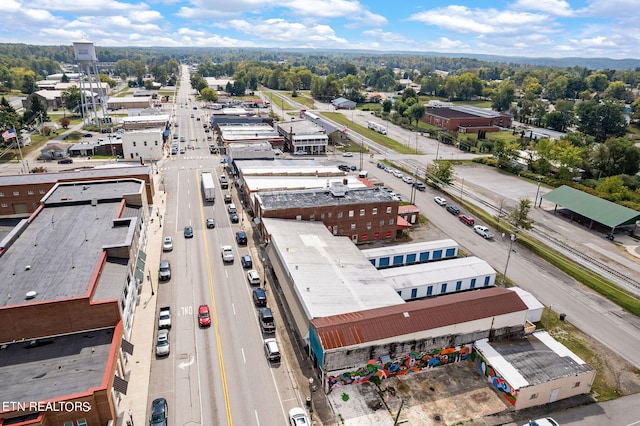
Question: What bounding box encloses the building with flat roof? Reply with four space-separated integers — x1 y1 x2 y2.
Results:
0 178 150 425
362 239 459 268
0 165 154 217
258 184 400 244
275 118 328 155
120 128 164 161
107 96 152 110
474 331 595 410
121 114 169 130
217 123 284 150
262 218 404 340
423 105 512 133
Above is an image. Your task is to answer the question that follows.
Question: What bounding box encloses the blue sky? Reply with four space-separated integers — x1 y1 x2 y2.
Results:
1 0 638 59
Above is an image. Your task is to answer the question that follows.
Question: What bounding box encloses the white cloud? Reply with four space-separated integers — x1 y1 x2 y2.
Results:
226 18 348 47
360 29 411 44
511 0 574 17
409 6 548 35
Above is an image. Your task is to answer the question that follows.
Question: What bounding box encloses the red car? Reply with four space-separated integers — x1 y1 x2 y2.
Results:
459 214 475 226
198 304 211 327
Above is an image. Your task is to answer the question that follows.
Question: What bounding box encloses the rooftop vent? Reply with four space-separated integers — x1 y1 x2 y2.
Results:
329 183 347 198
25 265 31 271
403 312 410 318
25 291 37 300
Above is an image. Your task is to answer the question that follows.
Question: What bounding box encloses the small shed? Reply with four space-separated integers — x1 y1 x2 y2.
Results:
331 97 356 110
398 204 420 224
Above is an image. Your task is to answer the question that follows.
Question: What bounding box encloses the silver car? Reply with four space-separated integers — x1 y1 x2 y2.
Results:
156 329 170 357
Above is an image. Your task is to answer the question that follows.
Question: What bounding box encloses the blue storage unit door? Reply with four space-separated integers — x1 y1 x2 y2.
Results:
410 288 417 299
426 286 433 296
393 255 404 266
406 253 417 264
484 276 491 286
419 251 430 262
379 257 390 267
445 248 456 257
433 250 443 259
440 283 447 294
470 278 477 288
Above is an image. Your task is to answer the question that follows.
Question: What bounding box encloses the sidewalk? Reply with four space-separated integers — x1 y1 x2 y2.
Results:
117 165 167 426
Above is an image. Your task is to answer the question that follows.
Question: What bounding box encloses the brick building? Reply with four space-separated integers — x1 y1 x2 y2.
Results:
0 166 154 218
423 105 512 133
0 178 151 425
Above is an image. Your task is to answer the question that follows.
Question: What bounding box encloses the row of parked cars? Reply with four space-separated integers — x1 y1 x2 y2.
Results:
376 162 426 191
434 196 496 239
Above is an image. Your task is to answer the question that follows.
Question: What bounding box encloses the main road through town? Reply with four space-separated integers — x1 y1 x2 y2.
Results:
147 68 307 426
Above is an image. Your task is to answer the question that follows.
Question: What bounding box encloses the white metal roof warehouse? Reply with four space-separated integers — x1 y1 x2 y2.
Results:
262 218 404 339
379 256 496 300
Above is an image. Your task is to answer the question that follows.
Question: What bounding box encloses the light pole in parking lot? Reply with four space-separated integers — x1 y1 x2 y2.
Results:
534 176 542 208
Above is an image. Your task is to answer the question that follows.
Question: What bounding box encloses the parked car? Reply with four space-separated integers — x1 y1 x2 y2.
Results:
198 304 211 327
252 287 267 307
459 214 475 226
58 157 73 164
158 260 171 281
236 231 248 245
241 253 253 268
247 269 261 285
376 162 386 169
263 338 281 362
227 203 237 214
221 245 234 263
337 164 350 172
149 398 168 426
288 407 311 426
350 165 357 171
230 213 239 223
184 225 194 238
434 196 447 206
413 181 426 191
402 176 415 184
206 218 216 229
446 205 460 215
342 152 353 157
224 193 232 204
162 236 173 251
523 419 559 426
155 329 170 357
83 133 93 138
474 225 495 239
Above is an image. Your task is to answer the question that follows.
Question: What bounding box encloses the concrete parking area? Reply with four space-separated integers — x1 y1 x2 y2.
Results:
327 361 511 425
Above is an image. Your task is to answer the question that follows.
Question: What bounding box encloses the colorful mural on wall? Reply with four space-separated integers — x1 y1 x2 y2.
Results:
327 345 472 392
473 349 517 406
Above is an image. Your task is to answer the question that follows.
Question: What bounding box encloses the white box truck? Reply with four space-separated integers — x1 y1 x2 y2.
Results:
201 172 215 202
367 120 387 135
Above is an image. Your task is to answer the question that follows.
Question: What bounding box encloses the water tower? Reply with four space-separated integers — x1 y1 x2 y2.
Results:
73 41 108 127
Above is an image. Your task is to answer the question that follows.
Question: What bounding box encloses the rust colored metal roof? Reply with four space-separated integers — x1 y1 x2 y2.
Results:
311 287 528 350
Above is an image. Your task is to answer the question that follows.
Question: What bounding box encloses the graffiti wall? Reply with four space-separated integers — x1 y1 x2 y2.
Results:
473 349 517 406
327 345 472 392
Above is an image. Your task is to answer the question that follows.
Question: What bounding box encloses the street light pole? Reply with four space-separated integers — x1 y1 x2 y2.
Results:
435 136 441 161
534 176 542 208
502 233 517 285
359 137 364 171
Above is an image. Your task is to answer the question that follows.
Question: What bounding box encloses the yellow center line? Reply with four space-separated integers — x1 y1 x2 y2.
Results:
196 169 233 425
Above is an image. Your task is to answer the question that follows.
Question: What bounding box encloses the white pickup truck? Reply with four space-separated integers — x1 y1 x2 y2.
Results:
474 225 495 239
158 307 172 329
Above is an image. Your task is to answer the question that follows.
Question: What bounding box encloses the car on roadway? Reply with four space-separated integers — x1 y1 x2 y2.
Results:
236 231 248 245
413 181 426 191
288 407 311 426
83 133 93 138
253 287 267 307
349 165 357 171
402 176 415 184
162 236 173 251
179 147 185 154
158 260 171 281
474 225 495 239
342 152 353 157
459 214 475 226
230 213 239 223
446 205 460 215
434 196 447 206
206 218 215 229
337 164 350 172
198 304 211 327
241 254 253 268
184 226 194 238
58 157 73 164
221 245 234 263
264 338 281 363
224 193 232 204
179 136 185 142
155 329 170 357
247 269 261 285
149 398 168 426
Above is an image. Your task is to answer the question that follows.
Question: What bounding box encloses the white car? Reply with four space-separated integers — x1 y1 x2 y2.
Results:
162 236 173 252
247 269 261 285
393 170 403 178
155 329 170 357
342 152 353 157
388 192 402 201
523 418 559 426
221 245 234 263
402 176 415 184
434 196 447 206
474 225 495 239
288 407 311 426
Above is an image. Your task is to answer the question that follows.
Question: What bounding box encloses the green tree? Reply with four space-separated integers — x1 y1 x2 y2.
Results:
576 99 626 142
544 75 568 102
200 87 218 102
506 198 533 231
603 81 629 101
586 73 609 92
426 160 454 184
405 103 425 126
491 80 515 112
22 74 36 94
23 95 48 124
595 175 631 201
382 99 392 113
